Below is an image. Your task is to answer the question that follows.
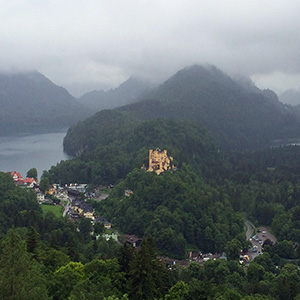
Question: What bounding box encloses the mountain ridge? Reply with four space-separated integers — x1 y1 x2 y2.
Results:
0 71 92 136
78 76 155 111
113 64 300 150
63 64 300 156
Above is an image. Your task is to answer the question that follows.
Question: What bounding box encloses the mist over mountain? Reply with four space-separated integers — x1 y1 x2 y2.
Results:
116 65 300 150
62 64 300 168
0 71 92 136
78 76 154 111
280 88 300 106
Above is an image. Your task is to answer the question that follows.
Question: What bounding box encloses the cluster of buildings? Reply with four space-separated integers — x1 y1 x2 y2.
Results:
10 171 39 188
68 197 111 228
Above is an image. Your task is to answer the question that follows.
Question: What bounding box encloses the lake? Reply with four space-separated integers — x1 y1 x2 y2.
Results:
0 130 71 179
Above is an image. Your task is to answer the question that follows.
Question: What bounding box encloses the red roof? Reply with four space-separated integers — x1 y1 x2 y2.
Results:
10 171 23 181
16 177 38 187
23 178 38 184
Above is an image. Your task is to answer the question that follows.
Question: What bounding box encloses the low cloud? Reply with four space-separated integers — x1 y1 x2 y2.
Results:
0 0 299 96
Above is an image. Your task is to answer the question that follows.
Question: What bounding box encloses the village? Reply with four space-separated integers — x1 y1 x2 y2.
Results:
8 170 124 241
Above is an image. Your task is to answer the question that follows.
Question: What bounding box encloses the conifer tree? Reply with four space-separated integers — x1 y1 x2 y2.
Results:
0 229 48 300
26 226 40 260
128 236 169 300
119 242 135 275
26 167 38 180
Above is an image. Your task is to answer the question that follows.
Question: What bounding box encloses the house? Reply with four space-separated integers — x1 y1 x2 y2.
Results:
67 183 87 194
12 172 38 188
56 189 68 200
102 233 118 242
47 185 56 195
36 192 45 204
22 177 38 188
124 234 142 248
84 211 95 220
68 189 81 197
94 216 112 229
124 189 133 197
10 171 23 182
76 184 87 193
70 199 94 220
188 251 202 262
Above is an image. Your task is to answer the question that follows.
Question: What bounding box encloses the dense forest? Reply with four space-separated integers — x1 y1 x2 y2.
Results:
3 162 300 299
95 166 245 259
52 118 219 184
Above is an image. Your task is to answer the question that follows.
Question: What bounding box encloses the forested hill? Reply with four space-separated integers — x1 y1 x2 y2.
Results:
118 65 300 150
53 118 220 184
0 71 92 136
64 65 300 155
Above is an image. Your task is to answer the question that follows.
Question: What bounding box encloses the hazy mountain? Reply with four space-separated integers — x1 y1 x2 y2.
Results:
280 88 300 106
63 65 300 156
234 75 285 110
78 76 154 111
118 65 300 149
0 71 92 136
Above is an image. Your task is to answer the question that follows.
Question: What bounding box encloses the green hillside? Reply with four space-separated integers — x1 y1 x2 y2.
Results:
96 166 244 259
52 118 219 185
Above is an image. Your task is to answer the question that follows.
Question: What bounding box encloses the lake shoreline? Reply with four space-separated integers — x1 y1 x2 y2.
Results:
0 130 71 180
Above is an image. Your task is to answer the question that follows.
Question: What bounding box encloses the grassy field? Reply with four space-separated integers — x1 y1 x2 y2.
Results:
41 204 63 217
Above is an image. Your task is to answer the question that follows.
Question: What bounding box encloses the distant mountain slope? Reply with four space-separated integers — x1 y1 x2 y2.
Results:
117 65 300 150
63 64 300 158
78 77 154 111
280 88 300 106
0 71 92 136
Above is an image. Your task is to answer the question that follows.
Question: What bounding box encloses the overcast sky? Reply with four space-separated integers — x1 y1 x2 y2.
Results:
1 0 300 97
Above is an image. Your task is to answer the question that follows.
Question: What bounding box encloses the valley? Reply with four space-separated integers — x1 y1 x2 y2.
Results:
2 64 300 299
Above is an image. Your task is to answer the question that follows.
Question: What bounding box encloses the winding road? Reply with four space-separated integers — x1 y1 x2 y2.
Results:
245 220 254 240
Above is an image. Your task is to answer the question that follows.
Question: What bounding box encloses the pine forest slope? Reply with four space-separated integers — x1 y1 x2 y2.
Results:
53 118 220 184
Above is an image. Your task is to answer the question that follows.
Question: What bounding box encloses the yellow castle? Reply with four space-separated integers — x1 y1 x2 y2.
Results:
147 148 174 175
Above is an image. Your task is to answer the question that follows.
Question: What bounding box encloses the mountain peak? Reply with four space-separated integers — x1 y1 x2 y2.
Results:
163 64 235 91
0 71 91 136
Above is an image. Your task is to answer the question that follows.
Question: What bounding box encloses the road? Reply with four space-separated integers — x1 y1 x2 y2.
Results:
62 196 72 217
245 220 254 240
94 193 109 201
63 199 70 217
245 221 277 261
